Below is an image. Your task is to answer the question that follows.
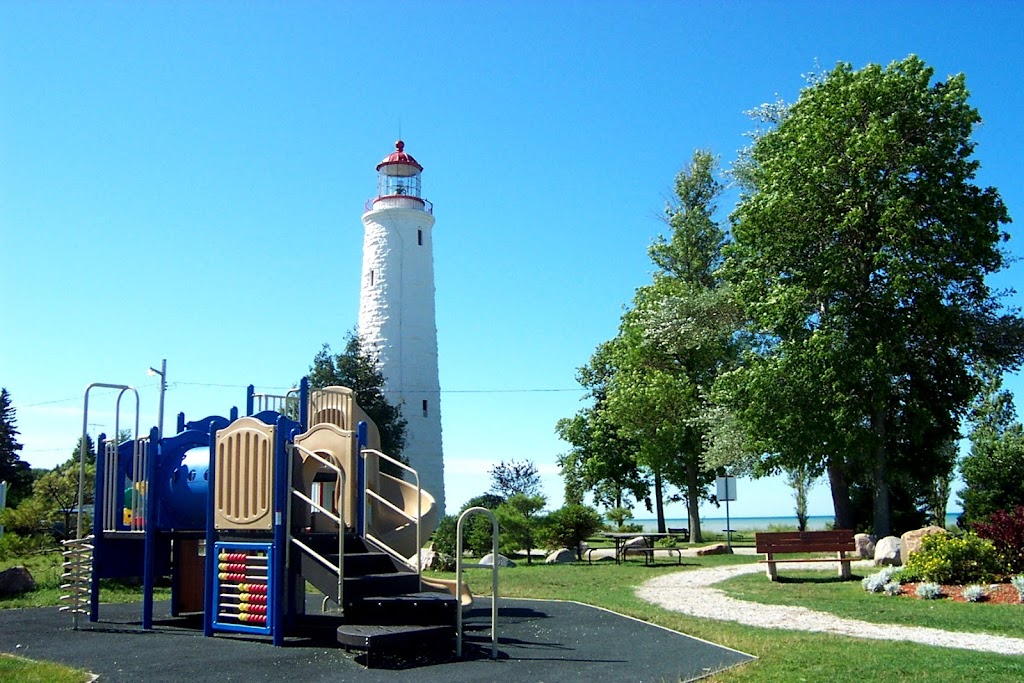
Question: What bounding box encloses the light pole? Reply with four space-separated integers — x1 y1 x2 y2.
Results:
147 359 166 436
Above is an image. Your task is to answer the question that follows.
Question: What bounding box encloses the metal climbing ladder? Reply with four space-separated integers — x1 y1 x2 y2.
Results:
60 535 95 629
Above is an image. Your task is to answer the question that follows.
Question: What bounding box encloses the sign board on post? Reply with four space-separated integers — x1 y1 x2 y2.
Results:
715 476 737 549
716 476 736 502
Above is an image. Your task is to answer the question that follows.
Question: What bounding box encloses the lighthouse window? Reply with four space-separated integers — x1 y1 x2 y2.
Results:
417 229 423 246
422 399 428 417
369 270 374 286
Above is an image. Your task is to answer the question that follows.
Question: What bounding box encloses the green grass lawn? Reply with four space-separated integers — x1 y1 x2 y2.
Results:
716 569 1024 639
0 654 88 683
430 554 1024 682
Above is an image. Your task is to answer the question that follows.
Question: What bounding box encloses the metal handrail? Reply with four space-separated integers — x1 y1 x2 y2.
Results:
80 383 138 539
360 448 421 574
456 507 499 659
288 444 345 608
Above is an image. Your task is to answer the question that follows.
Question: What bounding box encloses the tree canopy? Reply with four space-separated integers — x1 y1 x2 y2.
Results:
719 56 1024 536
0 388 33 508
308 330 407 460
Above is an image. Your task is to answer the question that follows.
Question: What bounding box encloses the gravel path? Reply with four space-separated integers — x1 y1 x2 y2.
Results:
636 561 1024 656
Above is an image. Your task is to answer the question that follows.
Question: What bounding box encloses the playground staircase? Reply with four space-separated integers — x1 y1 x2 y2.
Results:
294 531 458 663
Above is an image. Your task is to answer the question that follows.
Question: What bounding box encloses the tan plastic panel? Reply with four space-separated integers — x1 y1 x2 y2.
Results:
367 472 438 561
214 417 275 530
308 386 381 450
293 423 359 529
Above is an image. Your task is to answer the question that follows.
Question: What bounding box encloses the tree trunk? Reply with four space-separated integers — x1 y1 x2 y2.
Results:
872 405 890 538
686 460 703 543
826 458 853 530
653 468 666 533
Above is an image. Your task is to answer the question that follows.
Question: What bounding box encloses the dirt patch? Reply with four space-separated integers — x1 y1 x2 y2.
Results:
899 582 1023 605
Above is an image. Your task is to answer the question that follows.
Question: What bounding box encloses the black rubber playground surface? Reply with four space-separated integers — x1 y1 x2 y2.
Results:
0 597 755 682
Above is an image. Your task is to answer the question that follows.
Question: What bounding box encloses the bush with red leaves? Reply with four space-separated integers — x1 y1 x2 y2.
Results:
973 505 1024 575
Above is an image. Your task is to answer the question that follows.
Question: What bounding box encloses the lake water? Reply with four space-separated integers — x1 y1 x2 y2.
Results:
634 512 961 533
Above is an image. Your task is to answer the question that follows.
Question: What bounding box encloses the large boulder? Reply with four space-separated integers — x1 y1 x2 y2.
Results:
545 548 576 564
0 566 35 597
901 526 946 562
623 535 648 549
854 533 876 560
874 536 902 566
479 553 516 568
696 543 732 556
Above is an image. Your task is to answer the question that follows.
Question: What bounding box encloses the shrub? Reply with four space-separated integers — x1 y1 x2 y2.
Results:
915 582 942 599
902 532 1002 585
862 567 898 593
962 585 987 602
972 505 1024 575
541 504 603 560
1011 575 1024 602
883 581 902 596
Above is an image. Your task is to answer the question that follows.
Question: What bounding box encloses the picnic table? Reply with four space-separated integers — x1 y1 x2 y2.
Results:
595 532 683 565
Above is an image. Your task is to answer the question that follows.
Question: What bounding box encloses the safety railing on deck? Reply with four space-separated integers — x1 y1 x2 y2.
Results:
361 449 422 574
101 437 149 532
288 443 345 610
251 388 300 416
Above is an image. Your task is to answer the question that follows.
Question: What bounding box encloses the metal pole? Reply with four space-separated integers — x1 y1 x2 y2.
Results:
157 359 166 436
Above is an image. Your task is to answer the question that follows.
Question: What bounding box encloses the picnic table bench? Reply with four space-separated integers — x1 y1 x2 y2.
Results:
754 529 856 581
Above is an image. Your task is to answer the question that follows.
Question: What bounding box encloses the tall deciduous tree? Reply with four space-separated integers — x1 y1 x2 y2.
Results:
720 56 1024 536
959 367 1024 526
308 331 407 461
556 342 648 510
564 150 741 539
0 388 33 508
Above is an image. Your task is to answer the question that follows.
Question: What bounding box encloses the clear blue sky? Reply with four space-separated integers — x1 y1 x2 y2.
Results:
2 1 1022 522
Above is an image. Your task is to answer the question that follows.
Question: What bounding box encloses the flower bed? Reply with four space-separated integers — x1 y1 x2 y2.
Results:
898 582 1021 604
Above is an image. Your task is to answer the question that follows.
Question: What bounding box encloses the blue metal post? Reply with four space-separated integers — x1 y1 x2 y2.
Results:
272 417 289 645
298 377 309 432
176 412 185 434
356 421 368 535
143 427 159 629
246 385 255 416
203 428 217 637
89 433 106 622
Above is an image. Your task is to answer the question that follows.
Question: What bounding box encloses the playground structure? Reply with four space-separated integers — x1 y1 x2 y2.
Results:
62 377 487 662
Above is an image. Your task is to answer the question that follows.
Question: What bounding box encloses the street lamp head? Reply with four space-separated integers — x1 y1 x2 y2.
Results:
148 367 162 377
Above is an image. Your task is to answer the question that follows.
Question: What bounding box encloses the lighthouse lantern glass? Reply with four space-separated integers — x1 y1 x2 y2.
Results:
378 164 422 199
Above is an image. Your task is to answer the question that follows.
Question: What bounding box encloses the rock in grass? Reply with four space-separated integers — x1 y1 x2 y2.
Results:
854 533 876 559
874 536 902 566
479 553 516 568
545 548 576 564
900 526 946 563
696 543 732 556
0 566 35 596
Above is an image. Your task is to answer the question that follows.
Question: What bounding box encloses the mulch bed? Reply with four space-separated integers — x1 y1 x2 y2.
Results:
899 582 1023 604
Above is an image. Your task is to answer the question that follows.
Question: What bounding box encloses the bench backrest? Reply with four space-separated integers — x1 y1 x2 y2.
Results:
755 529 855 554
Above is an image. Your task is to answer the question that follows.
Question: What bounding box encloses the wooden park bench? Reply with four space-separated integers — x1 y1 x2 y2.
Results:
754 529 856 581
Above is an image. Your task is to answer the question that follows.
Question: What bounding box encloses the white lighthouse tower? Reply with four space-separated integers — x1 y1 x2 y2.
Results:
358 140 445 515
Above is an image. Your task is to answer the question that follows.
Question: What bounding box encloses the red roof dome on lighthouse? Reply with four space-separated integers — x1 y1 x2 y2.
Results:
376 140 423 172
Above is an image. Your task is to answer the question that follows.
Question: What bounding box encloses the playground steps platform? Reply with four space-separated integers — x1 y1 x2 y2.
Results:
346 591 458 625
294 530 458 664
335 623 455 666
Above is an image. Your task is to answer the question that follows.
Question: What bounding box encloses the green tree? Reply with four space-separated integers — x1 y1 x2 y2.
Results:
556 342 648 510
495 493 547 564
488 460 542 498
0 388 33 508
959 367 1024 526
309 330 407 461
720 56 1024 537
542 504 603 560
601 150 741 539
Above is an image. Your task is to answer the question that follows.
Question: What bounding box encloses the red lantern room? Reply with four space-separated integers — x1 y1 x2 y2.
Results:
371 140 429 210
